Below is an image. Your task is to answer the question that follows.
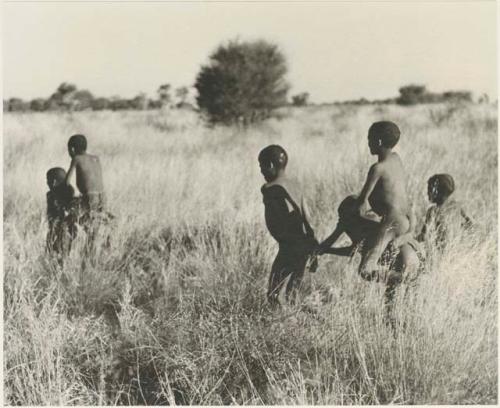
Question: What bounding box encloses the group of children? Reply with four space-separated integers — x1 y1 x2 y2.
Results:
259 121 473 307
46 134 109 262
46 123 472 312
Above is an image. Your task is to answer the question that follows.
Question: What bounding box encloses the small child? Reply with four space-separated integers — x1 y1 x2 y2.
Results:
259 145 318 305
418 174 472 248
355 121 414 281
46 167 76 257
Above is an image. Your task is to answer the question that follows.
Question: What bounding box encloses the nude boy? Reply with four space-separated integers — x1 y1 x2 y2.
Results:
259 145 318 305
356 121 413 281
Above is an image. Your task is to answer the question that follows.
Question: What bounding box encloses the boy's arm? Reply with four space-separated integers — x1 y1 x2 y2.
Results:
65 158 76 184
417 207 433 242
357 164 381 216
322 246 356 257
318 223 345 254
301 197 315 238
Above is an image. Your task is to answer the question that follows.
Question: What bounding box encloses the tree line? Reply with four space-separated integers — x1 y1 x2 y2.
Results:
3 83 195 113
4 38 479 125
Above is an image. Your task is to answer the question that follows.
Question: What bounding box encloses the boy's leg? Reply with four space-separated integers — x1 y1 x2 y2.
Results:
359 214 409 282
284 251 308 304
267 250 290 305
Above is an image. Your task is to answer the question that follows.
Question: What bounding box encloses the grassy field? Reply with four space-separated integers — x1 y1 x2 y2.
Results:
3 103 497 404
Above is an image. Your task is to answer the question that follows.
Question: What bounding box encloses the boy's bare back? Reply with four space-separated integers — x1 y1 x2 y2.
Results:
71 154 104 195
367 152 409 219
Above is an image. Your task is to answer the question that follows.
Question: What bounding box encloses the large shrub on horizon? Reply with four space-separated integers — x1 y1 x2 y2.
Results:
195 39 290 125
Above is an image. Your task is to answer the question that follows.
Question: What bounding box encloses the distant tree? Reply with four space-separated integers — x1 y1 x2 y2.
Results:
442 91 472 103
195 39 289 125
129 93 148 110
397 84 427 105
175 86 189 106
49 82 78 110
110 98 132 111
91 97 110 111
292 92 309 107
157 84 171 107
73 90 94 110
7 98 28 112
30 98 48 112
148 99 163 109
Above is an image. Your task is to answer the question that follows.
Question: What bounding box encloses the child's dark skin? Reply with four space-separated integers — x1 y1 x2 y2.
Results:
259 145 318 305
65 134 105 213
418 174 472 247
319 195 420 320
46 167 75 257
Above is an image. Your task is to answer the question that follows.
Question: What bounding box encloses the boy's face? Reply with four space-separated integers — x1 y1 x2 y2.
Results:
259 159 279 182
428 181 439 203
368 135 380 155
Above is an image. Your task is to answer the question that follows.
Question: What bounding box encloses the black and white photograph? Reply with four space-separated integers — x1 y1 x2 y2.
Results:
2 0 498 405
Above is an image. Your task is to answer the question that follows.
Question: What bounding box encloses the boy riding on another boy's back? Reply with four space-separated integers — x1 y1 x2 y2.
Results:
259 145 318 306
356 121 415 282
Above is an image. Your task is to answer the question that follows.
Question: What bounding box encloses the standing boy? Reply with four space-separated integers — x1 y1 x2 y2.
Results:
65 134 106 249
418 173 473 248
259 145 318 305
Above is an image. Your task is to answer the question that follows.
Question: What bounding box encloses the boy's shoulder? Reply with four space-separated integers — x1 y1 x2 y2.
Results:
261 181 287 198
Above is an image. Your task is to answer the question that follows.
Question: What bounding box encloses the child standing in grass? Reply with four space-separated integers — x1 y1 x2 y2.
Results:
65 134 107 252
418 173 473 249
46 167 77 260
258 145 318 306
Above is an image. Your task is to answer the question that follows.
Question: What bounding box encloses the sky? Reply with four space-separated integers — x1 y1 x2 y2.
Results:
2 1 497 103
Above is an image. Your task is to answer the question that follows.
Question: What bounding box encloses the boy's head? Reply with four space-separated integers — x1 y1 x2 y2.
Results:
368 121 400 154
258 145 288 182
46 167 66 190
68 134 87 157
428 174 455 204
338 195 359 220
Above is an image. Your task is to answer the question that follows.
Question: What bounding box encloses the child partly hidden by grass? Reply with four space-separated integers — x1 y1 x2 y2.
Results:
258 145 319 306
417 173 473 249
46 167 78 261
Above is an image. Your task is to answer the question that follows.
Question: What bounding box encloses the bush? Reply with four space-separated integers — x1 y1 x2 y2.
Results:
195 39 289 125
292 92 309 107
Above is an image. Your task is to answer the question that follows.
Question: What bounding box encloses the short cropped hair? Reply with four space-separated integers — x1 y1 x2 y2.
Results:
68 134 87 154
428 173 455 198
368 121 400 148
46 167 67 185
338 195 358 218
258 144 288 169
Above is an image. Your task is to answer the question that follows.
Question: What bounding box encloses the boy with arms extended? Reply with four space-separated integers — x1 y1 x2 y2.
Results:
259 145 318 306
418 173 473 249
356 121 415 281
319 195 421 318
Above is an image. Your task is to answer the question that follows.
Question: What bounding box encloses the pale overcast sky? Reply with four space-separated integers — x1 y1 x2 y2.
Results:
3 1 497 103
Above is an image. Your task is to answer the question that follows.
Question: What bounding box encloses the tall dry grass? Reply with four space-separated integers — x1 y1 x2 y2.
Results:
3 103 497 404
